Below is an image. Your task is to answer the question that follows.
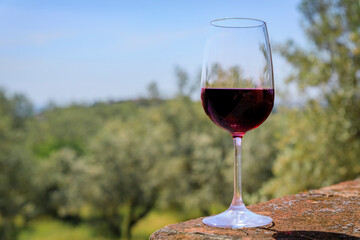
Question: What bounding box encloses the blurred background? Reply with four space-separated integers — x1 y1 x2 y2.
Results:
0 0 359 239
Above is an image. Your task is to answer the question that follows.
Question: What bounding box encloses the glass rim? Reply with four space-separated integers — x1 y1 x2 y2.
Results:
210 18 266 28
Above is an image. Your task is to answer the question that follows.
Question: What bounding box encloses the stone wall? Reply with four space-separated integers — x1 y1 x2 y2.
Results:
151 179 360 239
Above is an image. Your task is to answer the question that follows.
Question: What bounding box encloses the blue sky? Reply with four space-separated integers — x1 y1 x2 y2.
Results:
0 0 305 107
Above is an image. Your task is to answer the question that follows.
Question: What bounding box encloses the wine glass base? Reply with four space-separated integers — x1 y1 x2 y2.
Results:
202 205 272 228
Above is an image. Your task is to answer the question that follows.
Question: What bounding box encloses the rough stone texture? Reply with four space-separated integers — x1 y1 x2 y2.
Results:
151 179 360 239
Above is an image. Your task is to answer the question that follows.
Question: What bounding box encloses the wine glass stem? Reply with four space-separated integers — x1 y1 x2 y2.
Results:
230 136 245 209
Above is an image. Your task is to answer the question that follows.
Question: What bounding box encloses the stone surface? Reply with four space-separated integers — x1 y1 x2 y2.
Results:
150 179 360 239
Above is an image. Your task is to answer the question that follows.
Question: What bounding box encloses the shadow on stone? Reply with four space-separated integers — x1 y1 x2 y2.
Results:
273 231 360 240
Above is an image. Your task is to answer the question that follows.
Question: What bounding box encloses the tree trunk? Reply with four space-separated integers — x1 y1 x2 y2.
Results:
123 194 156 240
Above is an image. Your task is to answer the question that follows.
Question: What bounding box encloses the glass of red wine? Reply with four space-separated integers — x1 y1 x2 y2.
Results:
201 18 274 228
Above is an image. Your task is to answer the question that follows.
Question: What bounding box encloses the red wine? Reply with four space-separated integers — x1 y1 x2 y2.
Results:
201 88 274 137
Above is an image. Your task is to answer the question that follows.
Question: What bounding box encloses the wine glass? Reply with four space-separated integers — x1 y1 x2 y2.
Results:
200 18 274 228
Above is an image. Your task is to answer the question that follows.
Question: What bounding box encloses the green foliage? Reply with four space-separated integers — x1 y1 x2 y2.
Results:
158 97 233 214
85 107 173 238
19 218 107 240
0 90 35 240
33 148 89 219
241 113 282 203
262 0 360 198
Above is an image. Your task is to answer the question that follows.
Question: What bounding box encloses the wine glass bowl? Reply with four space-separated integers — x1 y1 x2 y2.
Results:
200 18 274 228
201 88 274 138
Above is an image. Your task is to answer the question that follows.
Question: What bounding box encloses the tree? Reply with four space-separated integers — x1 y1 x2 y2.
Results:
241 113 281 203
85 107 173 239
158 98 233 216
146 81 161 100
32 148 88 223
0 91 35 240
261 0 360 198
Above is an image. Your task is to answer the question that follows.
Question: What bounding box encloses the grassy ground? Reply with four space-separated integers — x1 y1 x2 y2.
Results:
131 210 184 239
18 218 106 240
18 211 183 240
